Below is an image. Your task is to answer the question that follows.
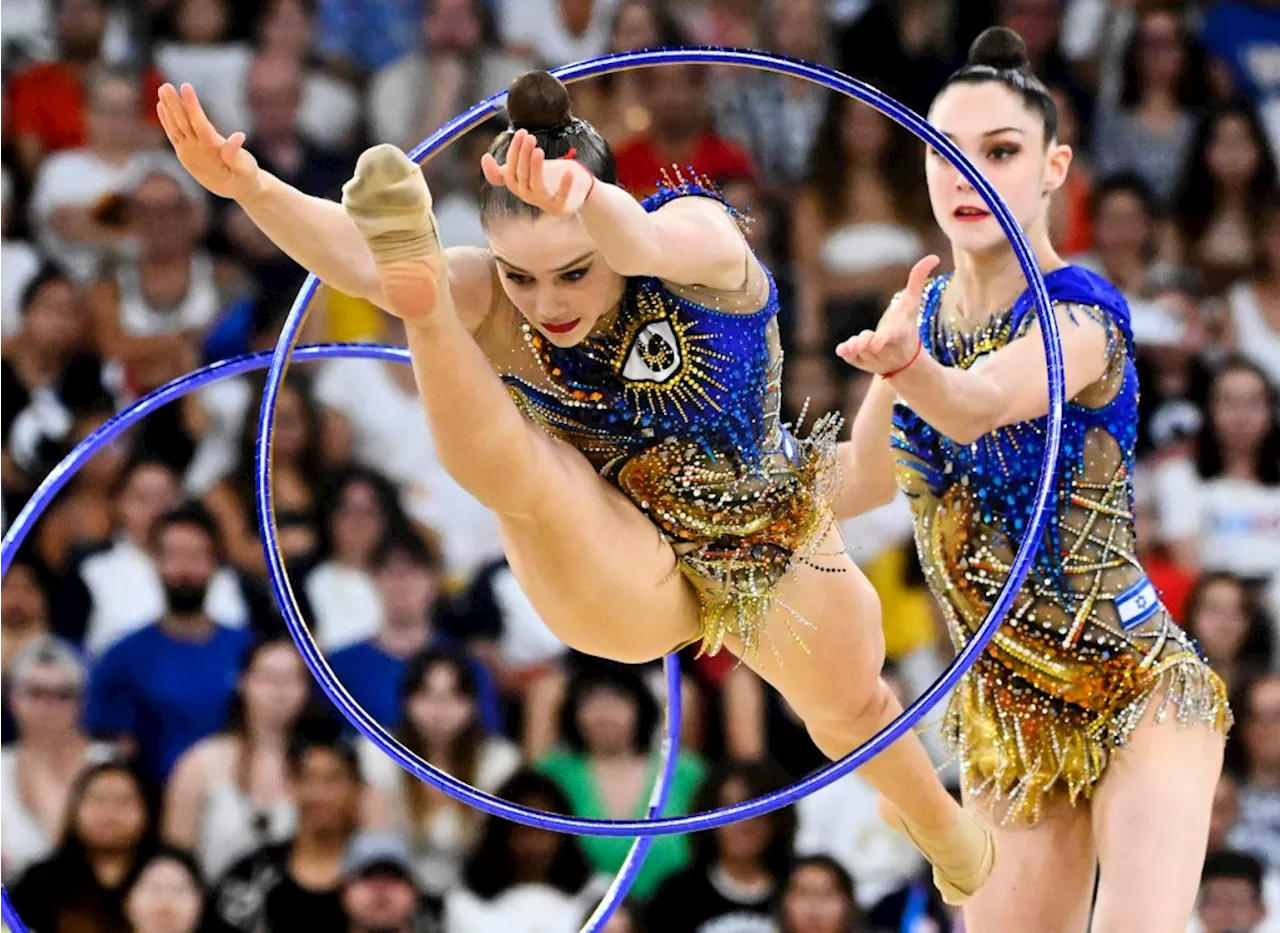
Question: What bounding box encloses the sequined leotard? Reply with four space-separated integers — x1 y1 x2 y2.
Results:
892 265 1231 822
485 179 842 656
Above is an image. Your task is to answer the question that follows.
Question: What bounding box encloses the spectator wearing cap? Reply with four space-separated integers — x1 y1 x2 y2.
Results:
84 503 253 782
327 532 502 734
210 733 382 933
6 0 165 175
341 831 431 933
1 266 115 501
1 635 115 882
1 168 40 339
1195 850 1270 933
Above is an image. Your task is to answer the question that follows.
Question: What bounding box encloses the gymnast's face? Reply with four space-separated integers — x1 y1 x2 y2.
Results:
487 215 628 347
925 81 1071 255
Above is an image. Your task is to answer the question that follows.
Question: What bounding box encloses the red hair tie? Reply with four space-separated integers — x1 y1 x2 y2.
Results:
555 148 578 160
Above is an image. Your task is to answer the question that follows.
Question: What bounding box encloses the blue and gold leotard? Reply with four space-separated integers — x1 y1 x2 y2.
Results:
492 178 842 656
892 265 1231 822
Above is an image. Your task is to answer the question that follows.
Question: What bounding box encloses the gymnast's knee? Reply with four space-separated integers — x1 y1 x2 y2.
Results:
802 678 894 757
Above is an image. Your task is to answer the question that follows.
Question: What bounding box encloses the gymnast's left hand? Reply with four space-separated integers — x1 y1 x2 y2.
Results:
836 255 940 376
480 129 593 216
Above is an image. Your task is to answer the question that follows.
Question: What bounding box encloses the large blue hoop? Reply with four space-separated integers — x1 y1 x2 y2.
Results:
0 47 1068 933
257 45 1066 838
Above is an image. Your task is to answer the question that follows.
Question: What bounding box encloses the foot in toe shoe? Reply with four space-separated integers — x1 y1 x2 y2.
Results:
879 799 996 906
342 144 440 263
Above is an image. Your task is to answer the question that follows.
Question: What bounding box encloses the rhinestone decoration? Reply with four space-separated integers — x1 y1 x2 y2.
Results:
500 174 845 657
892 266 1232 824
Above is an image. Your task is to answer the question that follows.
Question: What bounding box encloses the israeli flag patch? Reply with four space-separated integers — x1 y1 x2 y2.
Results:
1115 577 1160 630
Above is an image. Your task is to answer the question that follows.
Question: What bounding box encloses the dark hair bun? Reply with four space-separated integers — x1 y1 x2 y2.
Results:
968 27 1030 71
506 71 574 132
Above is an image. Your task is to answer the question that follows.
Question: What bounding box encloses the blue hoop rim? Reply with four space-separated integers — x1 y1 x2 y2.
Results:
255 45 1067 837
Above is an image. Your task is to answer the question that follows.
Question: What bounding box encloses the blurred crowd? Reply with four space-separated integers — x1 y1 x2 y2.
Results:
1 0 1279 932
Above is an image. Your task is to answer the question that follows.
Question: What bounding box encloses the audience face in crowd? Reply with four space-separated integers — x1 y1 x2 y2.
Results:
86 73 146 158
70 763 152 863
1 563 51 657
123 849 206 933
58 0 109 64
256 0 313 60
611 0 666 52
1185 574 1271 686
236 638 310 735
9 639 87 744
779 857 859 933
154 516 219 619
1205 361 1277 480
1198 852 1268 933
340 833 421 933
1241 674 1280 784
131 172 202 262
246 54 304 145
403 652 480 755
174 0 231 47
376 543 442 628
328 475 394 569
116 461 180 548
20 270 83 360
292 742 363 839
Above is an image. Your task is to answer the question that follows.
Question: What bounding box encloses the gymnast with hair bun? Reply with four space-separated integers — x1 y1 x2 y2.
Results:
838 27 1232 932
156 65 995 904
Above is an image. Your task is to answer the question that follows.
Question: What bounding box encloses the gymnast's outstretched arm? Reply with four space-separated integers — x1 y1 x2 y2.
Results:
158 83 387 306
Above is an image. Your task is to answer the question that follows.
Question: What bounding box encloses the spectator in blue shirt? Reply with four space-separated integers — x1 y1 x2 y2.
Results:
327 531 502 734
85 503 251 783
315 0 422 77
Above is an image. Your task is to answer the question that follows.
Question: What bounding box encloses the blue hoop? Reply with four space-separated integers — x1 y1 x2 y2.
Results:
0 47 1068 933
0 344 679 933
257 44 1066 838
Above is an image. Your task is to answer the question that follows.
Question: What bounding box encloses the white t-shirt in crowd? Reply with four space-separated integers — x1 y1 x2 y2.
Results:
1227 280 1280 387
302 560 383 652
1 238 41 338
499 0 619 68
1154 458 1280 583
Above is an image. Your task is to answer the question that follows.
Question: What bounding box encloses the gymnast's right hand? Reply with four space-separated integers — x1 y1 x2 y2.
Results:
157 83 261 202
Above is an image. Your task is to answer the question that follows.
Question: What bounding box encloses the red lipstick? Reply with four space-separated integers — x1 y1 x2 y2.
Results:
542 318 582 335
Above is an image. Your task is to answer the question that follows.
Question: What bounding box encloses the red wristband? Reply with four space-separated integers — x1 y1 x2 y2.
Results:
883 339 923 379
554 148 595 207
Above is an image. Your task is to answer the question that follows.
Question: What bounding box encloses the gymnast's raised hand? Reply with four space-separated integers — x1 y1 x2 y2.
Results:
480 128 595 216
837 254 940 377
156 83 260 202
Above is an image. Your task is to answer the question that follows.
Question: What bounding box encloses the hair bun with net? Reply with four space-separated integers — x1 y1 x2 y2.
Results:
505 71 575 133
968 27 1030 71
